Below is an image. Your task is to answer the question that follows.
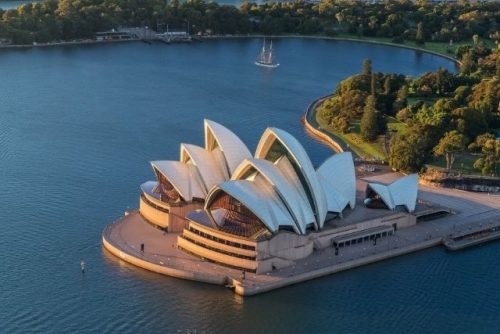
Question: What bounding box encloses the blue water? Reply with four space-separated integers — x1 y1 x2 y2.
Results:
1 39 497 333
0 0 39 9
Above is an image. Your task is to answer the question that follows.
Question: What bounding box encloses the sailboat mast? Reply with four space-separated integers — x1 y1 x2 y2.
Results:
260 39 266 62
255 38 278 67
268 41 273 63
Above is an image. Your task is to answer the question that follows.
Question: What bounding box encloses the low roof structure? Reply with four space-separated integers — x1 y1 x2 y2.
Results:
366 174 419 212
151 160 206 201
206 179 296 234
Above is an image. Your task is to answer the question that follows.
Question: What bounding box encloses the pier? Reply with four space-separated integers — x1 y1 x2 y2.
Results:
102 172 500 296
444 222 500 251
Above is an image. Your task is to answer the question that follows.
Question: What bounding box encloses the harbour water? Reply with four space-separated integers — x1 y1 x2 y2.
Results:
0 0 40 9
1 39 498 333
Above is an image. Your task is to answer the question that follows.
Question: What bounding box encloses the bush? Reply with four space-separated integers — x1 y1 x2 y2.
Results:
391 36 404 44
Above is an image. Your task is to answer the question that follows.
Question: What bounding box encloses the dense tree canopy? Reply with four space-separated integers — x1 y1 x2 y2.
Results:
0 0 498 45
320 44 499 174
433 130 468 170
360 95 379 142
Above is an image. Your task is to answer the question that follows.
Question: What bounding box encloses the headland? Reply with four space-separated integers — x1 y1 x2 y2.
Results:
102 118 500 296
102 171 500 296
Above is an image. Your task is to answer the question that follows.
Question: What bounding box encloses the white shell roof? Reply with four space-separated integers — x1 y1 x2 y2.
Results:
204 119 252 175
275 156 313 220
232 158 316 234
317 178 350 214
146 119 369 235
367 174 418 212
317 152 356 213
206 180 295 233
180 144 227 191
255 127 327 229
151 160 206 201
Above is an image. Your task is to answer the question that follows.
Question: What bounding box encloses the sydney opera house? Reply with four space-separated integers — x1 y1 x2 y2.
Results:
138 120 418 273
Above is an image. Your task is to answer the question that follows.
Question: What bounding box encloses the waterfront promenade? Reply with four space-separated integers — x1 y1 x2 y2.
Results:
103 172 500 296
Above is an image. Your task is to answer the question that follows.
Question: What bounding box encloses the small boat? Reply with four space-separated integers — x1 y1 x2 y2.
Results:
255 40 280 68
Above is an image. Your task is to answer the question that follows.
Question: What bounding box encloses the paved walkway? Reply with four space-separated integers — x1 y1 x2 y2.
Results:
103 172 500 295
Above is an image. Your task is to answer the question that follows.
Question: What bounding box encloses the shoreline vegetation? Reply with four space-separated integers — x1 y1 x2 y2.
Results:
0 33 463 63
0 0 498 49
312 45 499 179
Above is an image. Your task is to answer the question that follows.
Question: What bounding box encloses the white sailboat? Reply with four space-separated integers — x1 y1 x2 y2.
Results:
255 40 280 68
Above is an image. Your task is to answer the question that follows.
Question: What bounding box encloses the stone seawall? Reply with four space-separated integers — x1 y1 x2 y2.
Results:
303 95 346 154
102 220 229 286
234 238 443 296
421 167 500 193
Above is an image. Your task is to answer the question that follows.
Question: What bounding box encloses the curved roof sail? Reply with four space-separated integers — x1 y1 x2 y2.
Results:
317 152 356 213
204 119 252 176
205 180 295 233
180 144 227 191
150 160 206 201
232 158 315 234
366 174 418 212
255 127 327 229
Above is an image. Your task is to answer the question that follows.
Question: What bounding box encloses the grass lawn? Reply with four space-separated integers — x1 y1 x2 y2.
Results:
345 120 387 160
386 115 407 135
334 33 496 59
316 112 408 160
407 96 439 107
427 153 482 175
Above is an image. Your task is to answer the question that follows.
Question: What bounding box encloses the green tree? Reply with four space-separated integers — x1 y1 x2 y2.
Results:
467 79 499 125
371 73 377 96
473 138 499 176
472 34 479 46
362 58 372 76
452 107 487 140
384 76 391 95
392 85 408 113
433 130 467 170
468 133 495 152
331 116 349 134
389 131 428 172
454 85 472 104
357 23 363 37
416 22 424 45
360 95 379 141
415 104 448 128
496 55 500 79
339 89 369 118
460 51 475 75
435 68 444 94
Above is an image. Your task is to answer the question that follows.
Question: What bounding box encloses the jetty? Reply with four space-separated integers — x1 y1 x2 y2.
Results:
444 222 500 251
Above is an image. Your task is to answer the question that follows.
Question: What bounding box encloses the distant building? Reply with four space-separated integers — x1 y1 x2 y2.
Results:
156 31 189 38
96 30 135 41
0 38 11 45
